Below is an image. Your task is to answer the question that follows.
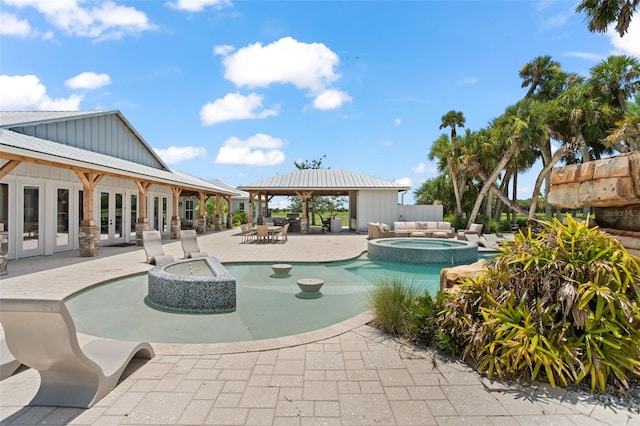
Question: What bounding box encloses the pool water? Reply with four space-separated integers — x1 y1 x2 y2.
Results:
64 255 489 344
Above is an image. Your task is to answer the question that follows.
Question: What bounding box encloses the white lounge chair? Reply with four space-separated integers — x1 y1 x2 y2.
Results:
482 234 503 250
0 338 22 380
142 230 175 265
180 229 208 258
0 298 155 408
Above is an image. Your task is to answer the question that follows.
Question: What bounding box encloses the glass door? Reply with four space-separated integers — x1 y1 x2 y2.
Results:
20 184 44 257
55 188 73 252
99 191 125 245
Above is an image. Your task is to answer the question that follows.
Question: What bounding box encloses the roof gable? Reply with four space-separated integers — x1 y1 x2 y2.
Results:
0 110 168 170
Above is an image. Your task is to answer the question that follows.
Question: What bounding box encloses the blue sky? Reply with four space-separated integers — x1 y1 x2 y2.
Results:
1 0 639 204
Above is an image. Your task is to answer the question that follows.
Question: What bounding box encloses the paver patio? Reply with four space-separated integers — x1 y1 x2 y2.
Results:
1 228 638 425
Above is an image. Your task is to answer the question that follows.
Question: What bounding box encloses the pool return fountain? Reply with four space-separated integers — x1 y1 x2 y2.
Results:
145 257 236 313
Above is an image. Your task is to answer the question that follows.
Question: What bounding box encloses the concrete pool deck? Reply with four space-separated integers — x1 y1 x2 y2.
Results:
1 228 638 425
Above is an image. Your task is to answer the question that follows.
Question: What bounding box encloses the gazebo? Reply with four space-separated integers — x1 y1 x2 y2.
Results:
238 169 411 233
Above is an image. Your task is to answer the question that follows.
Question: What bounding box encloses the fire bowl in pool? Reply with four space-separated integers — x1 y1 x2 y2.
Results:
367 238 478 265
146 256 236 314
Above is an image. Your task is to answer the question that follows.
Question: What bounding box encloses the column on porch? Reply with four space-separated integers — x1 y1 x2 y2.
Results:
134 181 152 245
170 186 182 239
197 191 207 233
214 194 222 231
75 171 104 256
296 191 313 234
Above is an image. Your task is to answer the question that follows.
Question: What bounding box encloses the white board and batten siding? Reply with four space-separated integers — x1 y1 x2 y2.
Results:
355 190 444 232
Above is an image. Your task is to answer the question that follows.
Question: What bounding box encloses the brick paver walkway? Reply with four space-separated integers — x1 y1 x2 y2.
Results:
1 228 638 425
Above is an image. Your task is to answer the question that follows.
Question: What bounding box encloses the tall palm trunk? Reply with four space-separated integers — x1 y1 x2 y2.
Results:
528 146 566 221
467 140 521 228
448 158 463 217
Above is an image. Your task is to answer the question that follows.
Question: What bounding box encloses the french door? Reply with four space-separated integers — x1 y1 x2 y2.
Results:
19 184 44 257
99 190 125 245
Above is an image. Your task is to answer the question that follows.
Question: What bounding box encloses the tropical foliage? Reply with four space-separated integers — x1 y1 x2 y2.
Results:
419 54 640 226
437 216 640 392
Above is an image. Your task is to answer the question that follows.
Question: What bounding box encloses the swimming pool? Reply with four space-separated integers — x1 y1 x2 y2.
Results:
64 256 448 344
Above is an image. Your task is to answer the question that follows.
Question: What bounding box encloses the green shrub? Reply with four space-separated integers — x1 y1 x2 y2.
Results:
438 215 640 392
232 210 248 225
367 277 417 336
406 291 440 345
444 214 466 231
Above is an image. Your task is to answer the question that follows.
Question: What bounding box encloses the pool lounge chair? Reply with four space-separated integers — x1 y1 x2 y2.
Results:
0 338 22 380
457 223 484 240
482 234 504 250
0 298 155 408
142 230 175 265
180 229 208 258
465 233 501 250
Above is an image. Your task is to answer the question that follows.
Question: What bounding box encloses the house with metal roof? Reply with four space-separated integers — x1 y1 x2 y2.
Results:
238 168 442 233
0 110 235 262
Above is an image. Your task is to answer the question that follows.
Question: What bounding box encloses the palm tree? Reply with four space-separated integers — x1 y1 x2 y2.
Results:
439 110 465 140
605 92 640 152
435 110 466 217
519 55 562 99
428 134 465 216
589 55 640 113
467 99 547 227
575 0 639 37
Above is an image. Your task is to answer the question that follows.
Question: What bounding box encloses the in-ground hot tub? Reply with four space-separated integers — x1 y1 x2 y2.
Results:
146 256 236 313
367 238 478 265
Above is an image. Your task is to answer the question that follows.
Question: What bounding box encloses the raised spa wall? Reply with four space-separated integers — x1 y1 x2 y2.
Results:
367 238 478 265
146 256 236 314
547 152 640 257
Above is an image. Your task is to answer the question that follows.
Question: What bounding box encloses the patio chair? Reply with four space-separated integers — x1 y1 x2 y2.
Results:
0 338 22 380
240 224 256 243
256 225 269 243
0 298 155 408
180 229 208 258
142 230 175 265
272 223 290 243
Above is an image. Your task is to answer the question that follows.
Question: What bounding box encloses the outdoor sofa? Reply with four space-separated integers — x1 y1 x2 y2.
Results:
367 221 454 239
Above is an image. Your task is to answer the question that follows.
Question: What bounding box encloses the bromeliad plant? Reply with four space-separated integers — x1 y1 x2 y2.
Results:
437 215 640 392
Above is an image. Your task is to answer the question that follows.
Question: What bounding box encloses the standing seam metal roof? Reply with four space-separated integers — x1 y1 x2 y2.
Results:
238 169 409 190
0 129 234 195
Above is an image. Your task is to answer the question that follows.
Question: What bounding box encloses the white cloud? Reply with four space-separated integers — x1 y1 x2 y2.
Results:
412 163 427 174
215 133 286 166
456 77 478 85
0 11 32 36
166 0 231 12
564 51 603 61
220 36 341 93
395 177 412 187
200 92 279 125
312 89 352 110
608 17 640 57
154 146 207 164
3 0 156 40
0 74 83 111
213 44 235 56
65 72 111 90
394 118 402 126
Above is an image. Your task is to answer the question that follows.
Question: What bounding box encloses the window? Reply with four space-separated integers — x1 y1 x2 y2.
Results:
185 199 194 220
239 202 245 211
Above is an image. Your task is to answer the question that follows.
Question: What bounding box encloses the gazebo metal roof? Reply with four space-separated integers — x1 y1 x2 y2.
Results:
238 169 409 196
